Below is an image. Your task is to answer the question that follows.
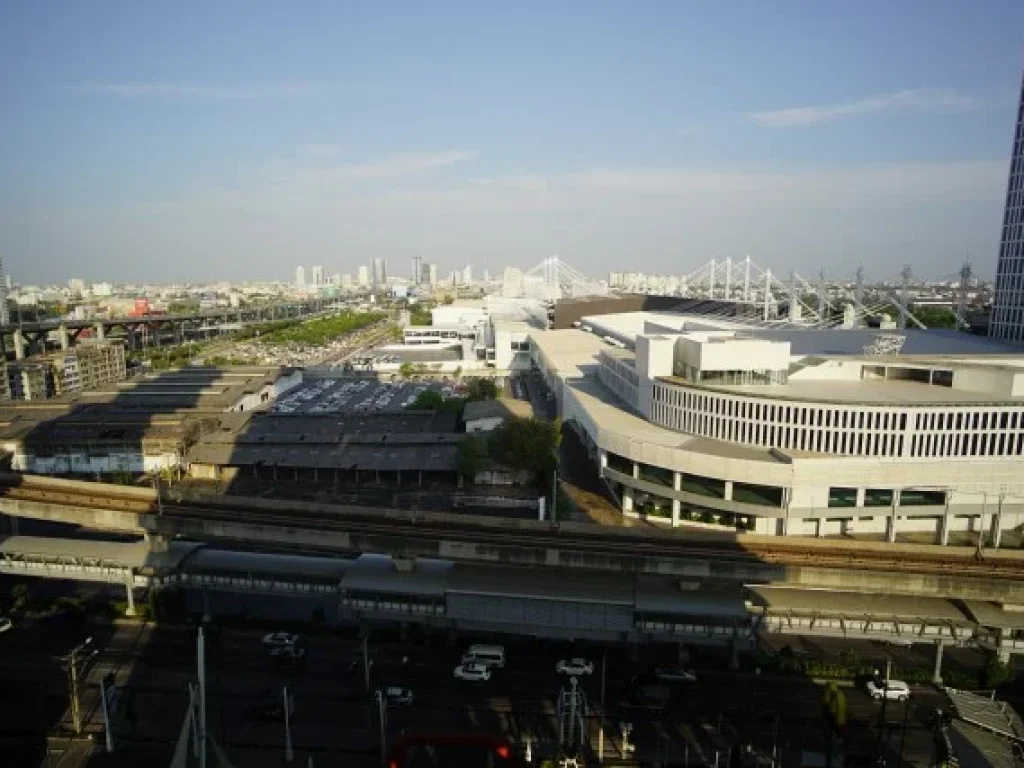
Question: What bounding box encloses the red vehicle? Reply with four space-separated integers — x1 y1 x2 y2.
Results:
386 731 525 768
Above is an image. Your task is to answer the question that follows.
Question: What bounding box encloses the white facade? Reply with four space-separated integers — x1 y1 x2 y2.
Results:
295 266 306 287
532 322 1024 545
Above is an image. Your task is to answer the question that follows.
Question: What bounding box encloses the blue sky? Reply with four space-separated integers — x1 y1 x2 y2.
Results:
1 1 1022 284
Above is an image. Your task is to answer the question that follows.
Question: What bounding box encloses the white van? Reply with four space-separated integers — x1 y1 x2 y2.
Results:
461 644 506 668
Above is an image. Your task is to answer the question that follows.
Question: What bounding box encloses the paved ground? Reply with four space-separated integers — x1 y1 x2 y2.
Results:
0 615 962 767
270 378 459 415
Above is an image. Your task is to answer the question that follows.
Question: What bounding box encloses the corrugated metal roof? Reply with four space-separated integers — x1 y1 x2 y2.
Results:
635 582 748 620
748 586 970 623
181 548 350 581
341 554 452 596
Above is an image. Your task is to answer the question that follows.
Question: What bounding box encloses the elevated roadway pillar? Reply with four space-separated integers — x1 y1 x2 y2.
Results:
124 581 136 617
12 329 26 360
932 640 945 685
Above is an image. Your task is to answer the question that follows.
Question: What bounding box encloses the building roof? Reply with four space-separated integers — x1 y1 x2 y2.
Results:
179 547 351 582
747 586 970 624
960 601 1024 630
463 398 533 423
341 554 453 597
635 581 748 620
528 329 611 380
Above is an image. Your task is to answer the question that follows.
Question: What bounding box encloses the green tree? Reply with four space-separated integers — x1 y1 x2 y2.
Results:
442 295 454 305
399 362 415 379
465 377 498 401
408 390 445 410
911 306 959 330
487 416 561 482
458 435 490 479
984 656 1016 688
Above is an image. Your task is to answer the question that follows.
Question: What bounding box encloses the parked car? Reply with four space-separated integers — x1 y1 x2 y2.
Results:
384 686 414 705
262 632 299 649
865 679 910 702
270 645 306 667
654 666 697 683
0 616 12 634
555 658 594 676
454 662 492 682
621 684 671 711
245 693 295 722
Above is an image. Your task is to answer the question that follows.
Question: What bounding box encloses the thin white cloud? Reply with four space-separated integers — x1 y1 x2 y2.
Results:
87 82 320 99
749 88 982 127
295 150 477 182
368 162 1004 215
296 144 341 157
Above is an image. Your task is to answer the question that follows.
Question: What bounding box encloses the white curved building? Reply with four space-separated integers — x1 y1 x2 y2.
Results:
531 312 1024 544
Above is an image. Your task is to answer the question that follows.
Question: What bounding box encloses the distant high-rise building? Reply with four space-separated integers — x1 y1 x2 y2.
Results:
91 282 113 297
462 265 473 285
312 266 324 287
0 256 8 326
412 256 423 285
68 278 86 296
991 68 1024 343
427 263 438 288
331 272 342 287
371 258 387 289
341 273 353 290
357 265 370 287
295 266 306 287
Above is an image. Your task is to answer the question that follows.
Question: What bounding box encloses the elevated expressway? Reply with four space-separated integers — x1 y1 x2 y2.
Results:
5 474 1024 666
3 473 1024 601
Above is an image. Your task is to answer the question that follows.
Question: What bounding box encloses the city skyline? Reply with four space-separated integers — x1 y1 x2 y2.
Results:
1 2 1023 285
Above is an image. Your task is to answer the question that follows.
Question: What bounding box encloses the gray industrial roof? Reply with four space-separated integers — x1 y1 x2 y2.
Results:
447 565 635 606
748 586 970 624
0 535 200 570
341 554 453 597
744 327 1018 357
635 581 748 620
463 398 534 423
187 442 459 472
180 547 351 581
961 601 1024 630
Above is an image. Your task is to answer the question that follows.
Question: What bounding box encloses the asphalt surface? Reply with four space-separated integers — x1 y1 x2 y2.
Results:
0 616 951 767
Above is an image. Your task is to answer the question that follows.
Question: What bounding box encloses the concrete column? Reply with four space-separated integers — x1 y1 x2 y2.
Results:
600 451 608 470
855 488 866 507
724 480 734 501
12 329 26 360
939 512 950 546
671 499 681 527
816 517 824 538
729 635 740 670
58 324 70 351
622 486 634 513
992 500 1004 550
631 462 639 479
124 581 136 617
202 587 211 623
886 515 897 543
673 472 682 492
932 640 945 685
94 322 106 341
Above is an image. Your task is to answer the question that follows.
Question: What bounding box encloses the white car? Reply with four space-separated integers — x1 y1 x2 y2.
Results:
454 662 492 682
556 658 594 676
654 666 697 683
262 632 299 649
865 679 910 702
0 616 12 633
384 686 414 705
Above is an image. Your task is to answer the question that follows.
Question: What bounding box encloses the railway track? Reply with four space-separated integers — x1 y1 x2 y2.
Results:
4 476 1024 579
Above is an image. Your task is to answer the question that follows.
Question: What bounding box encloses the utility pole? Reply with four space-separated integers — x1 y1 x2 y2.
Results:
198 625 207 768
284 686 294 763
375 690 387 767
60 636 94 735
598 649 607 760
898 265 912 330
551 468 558 524
362 630 372 692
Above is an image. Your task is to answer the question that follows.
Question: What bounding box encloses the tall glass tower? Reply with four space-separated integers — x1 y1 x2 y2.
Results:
990 70 1024 342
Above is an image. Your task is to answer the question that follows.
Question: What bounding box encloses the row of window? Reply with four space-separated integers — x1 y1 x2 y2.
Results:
648 380 1024 458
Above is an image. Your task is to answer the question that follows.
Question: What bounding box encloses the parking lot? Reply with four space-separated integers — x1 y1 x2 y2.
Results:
271 378 460 415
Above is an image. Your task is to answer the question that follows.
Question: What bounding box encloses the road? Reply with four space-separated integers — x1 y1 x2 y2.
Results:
0 617 948 766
